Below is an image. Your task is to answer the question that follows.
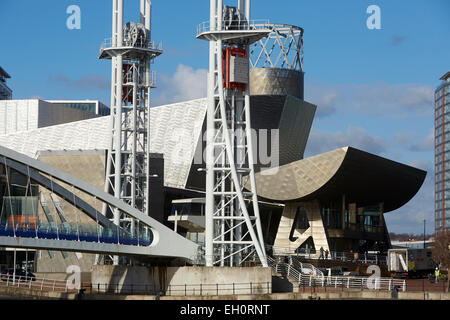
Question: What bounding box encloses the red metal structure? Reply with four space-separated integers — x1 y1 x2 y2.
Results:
223 47 247 91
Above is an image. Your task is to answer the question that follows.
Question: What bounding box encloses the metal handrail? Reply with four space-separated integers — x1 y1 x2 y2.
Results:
197 19 272 36
267 256 405 292
0 275 80 292
123 70 157 87
0 273 274 296
297 274 406 292
100 38 163 52
269 245 387 265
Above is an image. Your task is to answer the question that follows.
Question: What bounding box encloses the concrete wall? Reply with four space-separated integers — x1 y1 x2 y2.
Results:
273 201 329 256
1 285 449 300
91 265 272 296
35 150 106 273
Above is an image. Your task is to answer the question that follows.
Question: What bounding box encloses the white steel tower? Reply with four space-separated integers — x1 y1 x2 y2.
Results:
99 0 162 265
197 0 270 267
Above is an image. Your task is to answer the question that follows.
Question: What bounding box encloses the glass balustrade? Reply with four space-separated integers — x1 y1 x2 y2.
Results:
0 221 152 247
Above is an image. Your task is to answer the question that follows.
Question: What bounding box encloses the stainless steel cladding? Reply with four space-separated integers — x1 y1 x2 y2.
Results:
250 68 304 100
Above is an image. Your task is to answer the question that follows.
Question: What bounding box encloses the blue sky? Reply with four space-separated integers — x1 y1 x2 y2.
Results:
1 0 449 234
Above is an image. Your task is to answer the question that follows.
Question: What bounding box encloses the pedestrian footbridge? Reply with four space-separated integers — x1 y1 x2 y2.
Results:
0 146 199 261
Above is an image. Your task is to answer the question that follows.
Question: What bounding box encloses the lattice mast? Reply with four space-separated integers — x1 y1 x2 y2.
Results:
197 0 269 267
100 0 162 265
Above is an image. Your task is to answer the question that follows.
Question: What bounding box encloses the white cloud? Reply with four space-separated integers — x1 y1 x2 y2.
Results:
384 160 433 234
153 64 207 106
304 126 387 157
351 83 433 117
408 129 434 152
305 82 434 119
304 84 338 118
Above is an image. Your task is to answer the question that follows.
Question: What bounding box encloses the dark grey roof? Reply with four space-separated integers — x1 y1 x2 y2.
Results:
440 71 450 81
0 66 11 79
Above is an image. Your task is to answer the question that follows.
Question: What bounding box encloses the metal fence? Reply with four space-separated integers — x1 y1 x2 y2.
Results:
0 275 81 293
91 281 271 296
402 278 449 293
0 275 271 297
268 256 406 292
269 246 387 265
1 273 447 297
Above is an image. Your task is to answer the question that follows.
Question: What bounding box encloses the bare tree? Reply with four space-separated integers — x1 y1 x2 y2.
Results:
432 230 450 292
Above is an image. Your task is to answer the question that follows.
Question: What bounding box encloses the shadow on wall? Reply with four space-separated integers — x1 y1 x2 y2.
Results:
94 264 176 295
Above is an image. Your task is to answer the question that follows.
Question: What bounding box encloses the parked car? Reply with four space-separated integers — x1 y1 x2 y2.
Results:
317 267 331 277
343 271 359 277
0 268 36 282
330 267 348 276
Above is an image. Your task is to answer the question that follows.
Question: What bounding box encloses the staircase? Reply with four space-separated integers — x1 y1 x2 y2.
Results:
267 255 325 285
290 256 324 278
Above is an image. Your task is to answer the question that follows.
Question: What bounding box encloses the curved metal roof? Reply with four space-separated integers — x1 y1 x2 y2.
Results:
250 147 427 213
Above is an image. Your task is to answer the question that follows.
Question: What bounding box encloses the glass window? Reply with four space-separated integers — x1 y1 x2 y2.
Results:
445 142 450 151
293 207 310 230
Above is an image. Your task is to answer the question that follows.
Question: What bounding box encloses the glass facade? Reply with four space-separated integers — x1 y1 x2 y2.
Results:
320 200 342 229
57 102 110 116
434 73 450 233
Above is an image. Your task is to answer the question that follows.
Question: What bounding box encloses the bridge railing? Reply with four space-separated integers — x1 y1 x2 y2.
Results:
0 274 273 296
0 274 84 293
0 222 153 247
269 245 387 265
267 256 405 292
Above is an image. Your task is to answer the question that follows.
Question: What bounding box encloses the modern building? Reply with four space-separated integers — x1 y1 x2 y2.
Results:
0 99 108 136
435 71 450 233
0 67 12 100
0 93 427 271
391 239 434 249
0 23 427 273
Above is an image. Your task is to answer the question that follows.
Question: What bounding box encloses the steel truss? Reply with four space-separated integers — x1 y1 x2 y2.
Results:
100 0 162 265
198 0 270 267
250 24 304 71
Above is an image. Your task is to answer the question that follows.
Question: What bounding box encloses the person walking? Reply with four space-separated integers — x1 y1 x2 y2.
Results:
319 247 324 259
325 249 329 260
435 267 440 283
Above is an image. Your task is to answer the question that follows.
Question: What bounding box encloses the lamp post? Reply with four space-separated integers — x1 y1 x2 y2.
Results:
423 219 426 249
